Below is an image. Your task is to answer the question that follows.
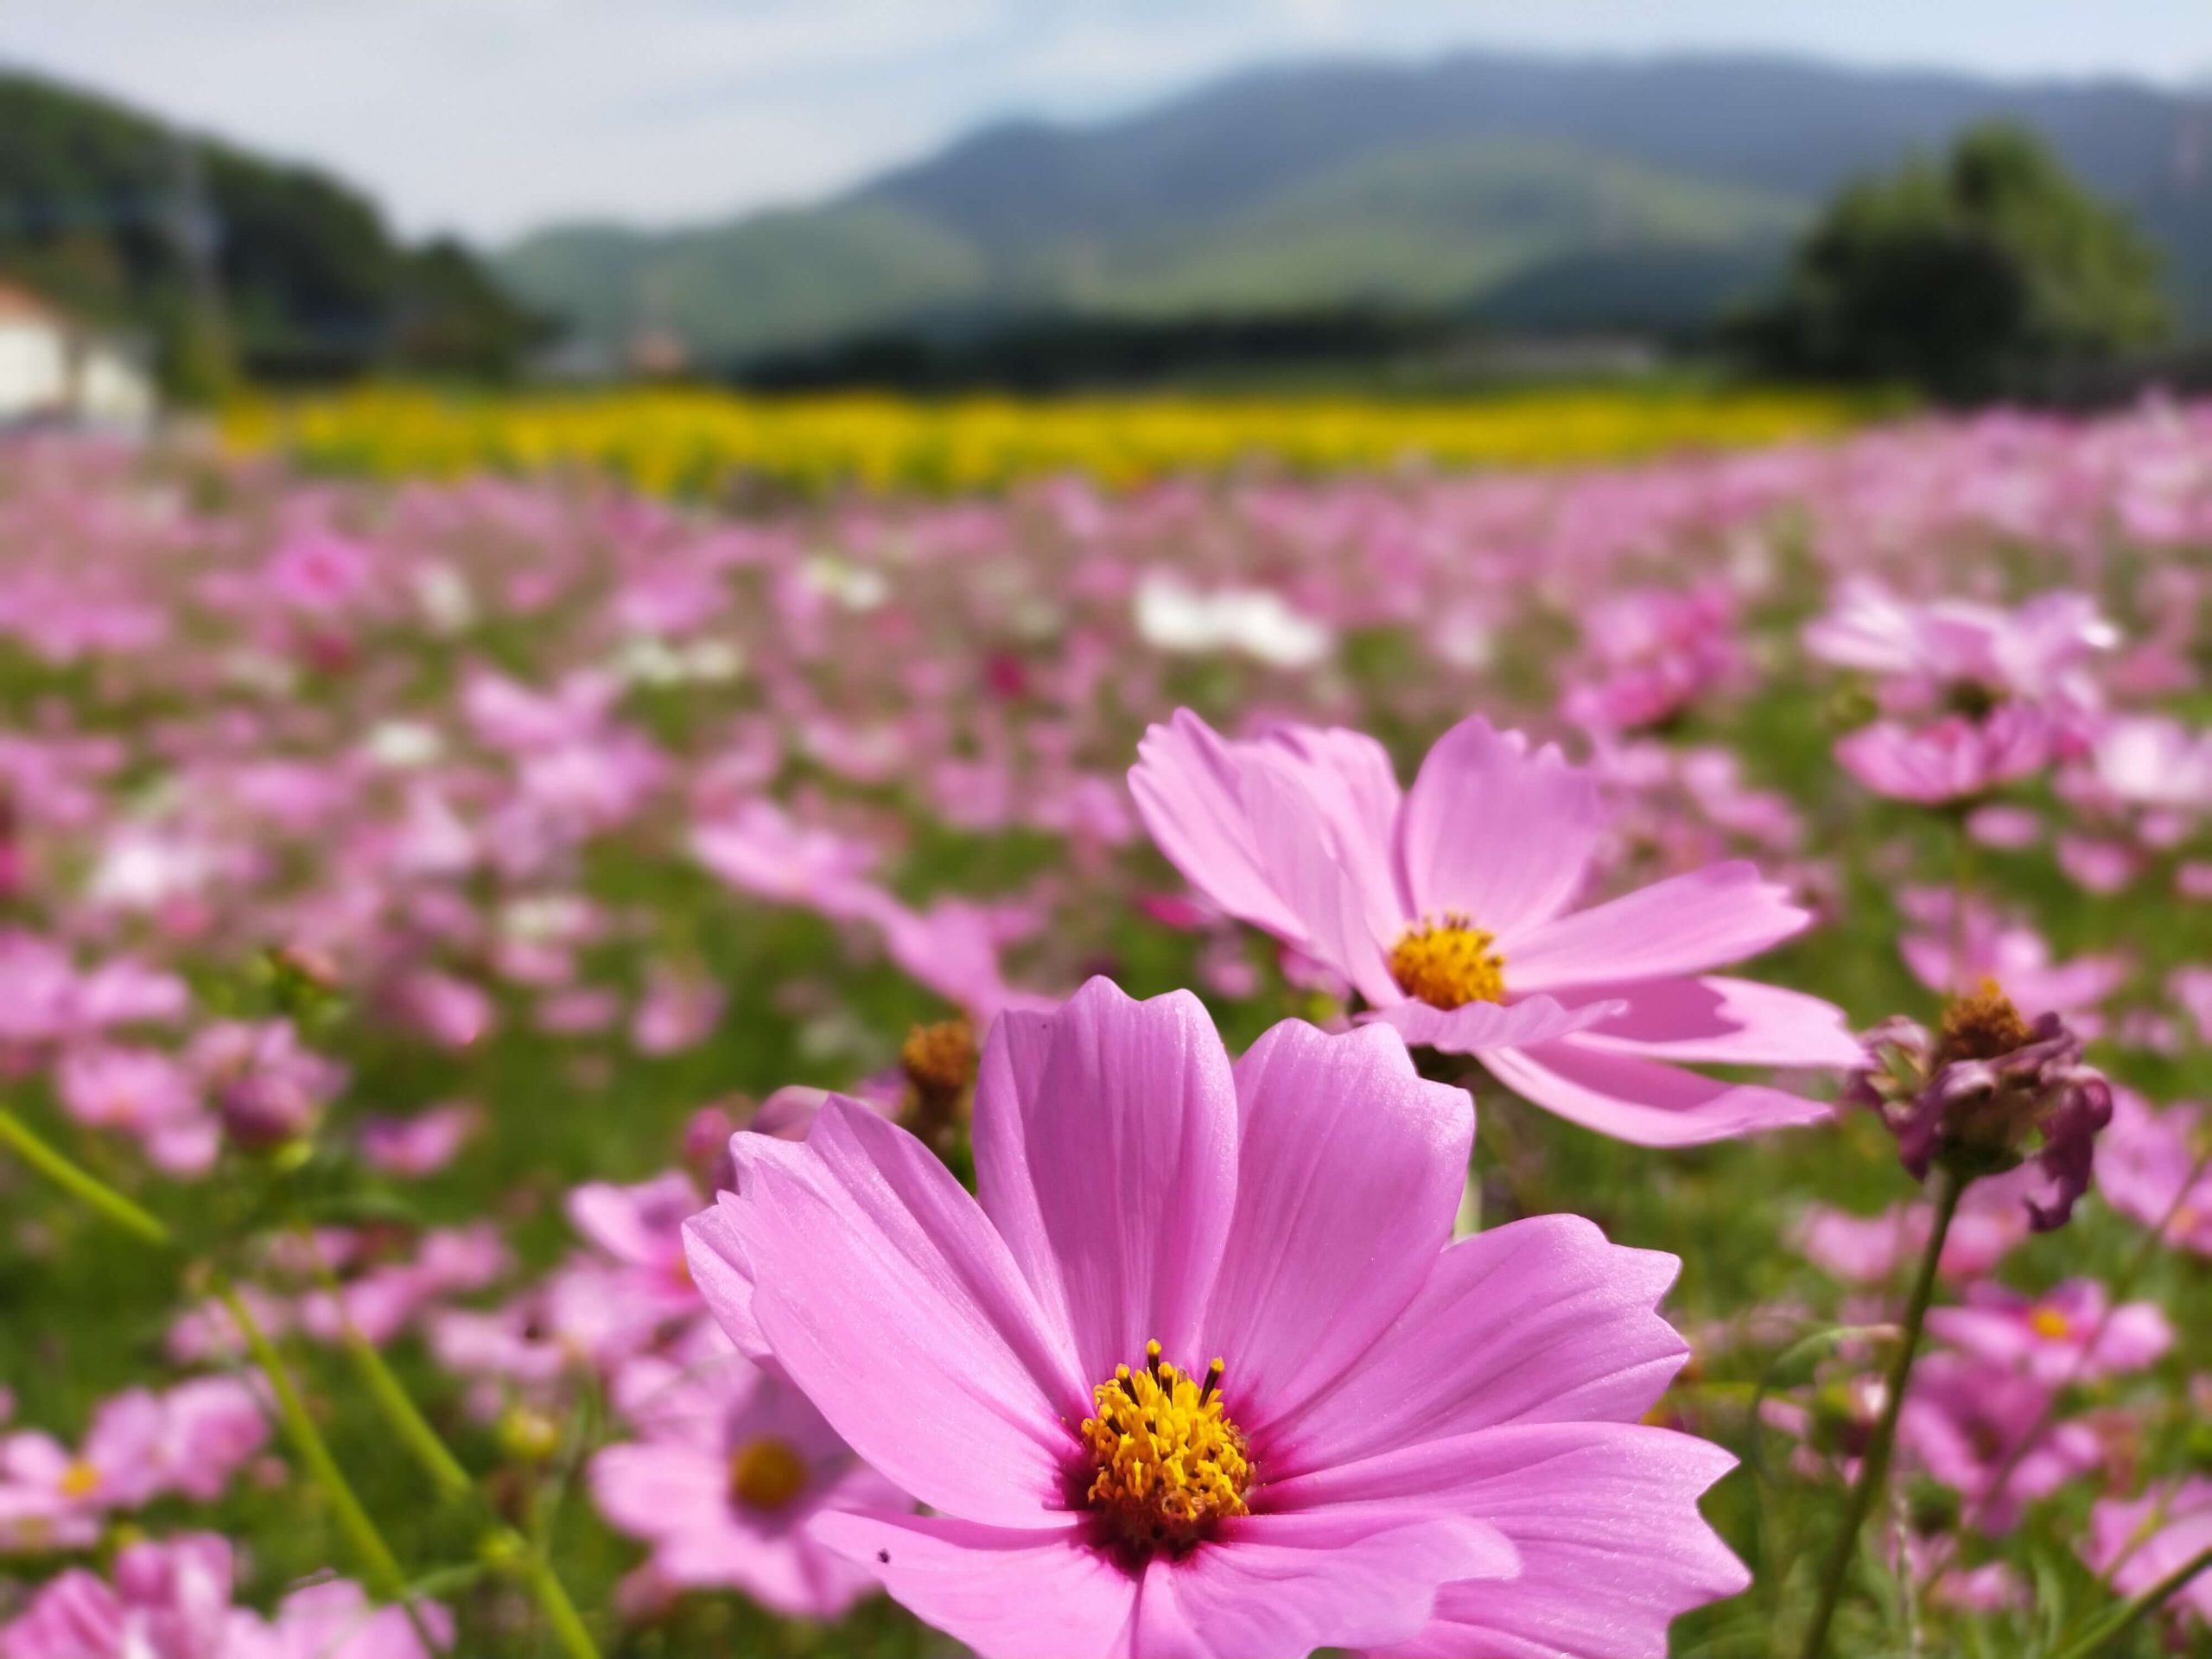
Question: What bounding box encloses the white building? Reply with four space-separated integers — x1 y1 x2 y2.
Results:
0 283 157 431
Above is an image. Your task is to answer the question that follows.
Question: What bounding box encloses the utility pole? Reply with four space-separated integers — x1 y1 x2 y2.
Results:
162 126 235 401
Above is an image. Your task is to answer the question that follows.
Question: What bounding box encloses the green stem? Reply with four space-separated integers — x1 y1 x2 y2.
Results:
214 1278 419 1612
296 1225 473 1501
1797 1164 1964 1659
2048 1545 2212 1659
0 1106 430 1643
0 1108 171 1248
297 1229 602 1656
518 1534 602 1659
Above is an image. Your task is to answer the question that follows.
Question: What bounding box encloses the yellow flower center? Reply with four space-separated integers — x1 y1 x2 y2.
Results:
1080 1339 1252 1554
2028 1306 2073 1341
1389 916 1507 1009
728 1437 809 1512
58 1461 100 1500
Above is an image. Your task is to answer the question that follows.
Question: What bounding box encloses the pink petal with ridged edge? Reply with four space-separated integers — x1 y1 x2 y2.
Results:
1483 1038 1830 1147
1132 1509 1519 1659
1260 1215 1685 1475
810 1512 1139 1659
683 1130 827 1373
1320 1424 1751 1659
1502 861 1810 990
1197 1020 1468 1432
1022 980 1240 1384
1394 715 1607 939
1129 710 1311 944
696 1099 1084 1526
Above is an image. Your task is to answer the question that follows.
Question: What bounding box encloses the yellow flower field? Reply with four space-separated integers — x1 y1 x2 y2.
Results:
225 384 1878 494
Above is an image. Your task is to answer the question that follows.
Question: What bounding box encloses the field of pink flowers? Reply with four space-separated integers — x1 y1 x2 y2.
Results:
0 405 2206 1658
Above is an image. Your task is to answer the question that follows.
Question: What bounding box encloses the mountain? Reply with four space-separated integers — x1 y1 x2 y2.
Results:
501 51 2212 367
0 70 543 388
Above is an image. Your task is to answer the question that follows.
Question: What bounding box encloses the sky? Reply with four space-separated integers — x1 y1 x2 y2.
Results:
3 0 2209 245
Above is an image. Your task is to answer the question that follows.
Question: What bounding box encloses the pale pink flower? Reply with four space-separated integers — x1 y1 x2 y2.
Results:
2095 1091 2212 1257
590 1341 906 1617
1834 707 2056 804
358 1103 481 1177
1926 1279 2172 1384
1132 710 1855 1145
2087 1478 2212 1629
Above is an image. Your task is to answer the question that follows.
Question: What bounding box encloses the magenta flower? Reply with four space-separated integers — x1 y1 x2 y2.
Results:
0 1533 443 1659
1896 1353 2099 1535
1834 707 2056 805
590 1337 907 1618
1926 1279 2172 1385
1897 890 2127 1022
1803 582 2114 714
685 979 1747 1659
2088 1478 2212 1629
2096 1090 2212 1257
1130 709 1856 1145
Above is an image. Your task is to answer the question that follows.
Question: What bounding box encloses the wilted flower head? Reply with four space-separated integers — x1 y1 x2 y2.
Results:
1846 982 2113 1230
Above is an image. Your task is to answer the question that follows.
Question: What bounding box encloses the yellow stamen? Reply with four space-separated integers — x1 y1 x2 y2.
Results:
1080 1339 1251 1554
2028 1306 2072 1342
1937 977 2035 1064
58 1461 100 1500
1389 915 1507 1009
728 1438 809 1511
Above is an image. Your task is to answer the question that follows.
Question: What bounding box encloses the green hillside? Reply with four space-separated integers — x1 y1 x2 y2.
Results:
502 137 1802 362
505 202 983 361
1058 138 1802 314
499 51 2212 366
0 71 540 390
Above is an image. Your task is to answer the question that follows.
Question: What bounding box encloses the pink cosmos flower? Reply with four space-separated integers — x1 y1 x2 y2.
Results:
54 1045 217 1176
1896 1353 2099 1535
1803 582 2114 715
2095 1091 2212 1257
1833 707 2056 804
631 963 725 1055
1897 891 2127 1023
358 1103 481 1177
1926 1279 2172 1385
0 1533 442 1659
685 979 1748 1659
550 1172 708 1364
2087 1478 2212 1629
590 1337 907 1617
2088 714 2212 812
188 1020 346 1149
1792 1160 2057 1287
1561 583 1743 734
1130 710 1856 1145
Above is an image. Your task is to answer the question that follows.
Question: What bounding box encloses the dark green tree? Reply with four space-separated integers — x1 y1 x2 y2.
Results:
1740 123 2168 399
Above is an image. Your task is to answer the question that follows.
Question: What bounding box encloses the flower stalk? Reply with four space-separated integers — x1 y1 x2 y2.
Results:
0 1103 603 1659
2048 1544 2212 1659
1798 1162 1963 1659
